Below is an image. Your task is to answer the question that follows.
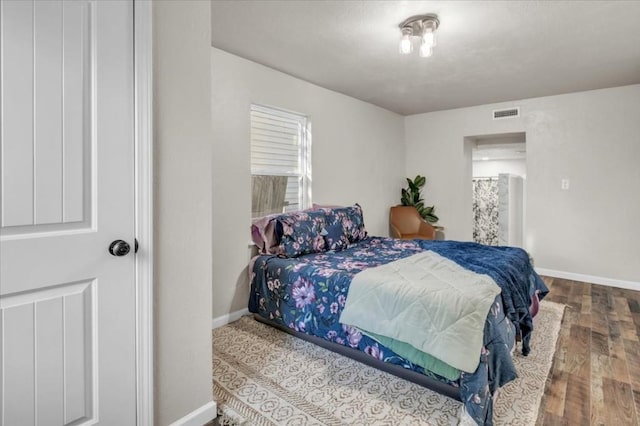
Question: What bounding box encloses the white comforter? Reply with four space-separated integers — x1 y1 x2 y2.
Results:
339 250 501 373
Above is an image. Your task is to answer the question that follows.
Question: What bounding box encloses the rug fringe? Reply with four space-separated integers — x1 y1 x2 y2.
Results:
217 405 250 426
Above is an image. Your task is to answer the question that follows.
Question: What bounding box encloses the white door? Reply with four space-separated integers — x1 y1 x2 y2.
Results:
0 1 136 425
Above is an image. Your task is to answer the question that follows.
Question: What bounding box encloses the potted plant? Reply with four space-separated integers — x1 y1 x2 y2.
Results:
400 175 439 223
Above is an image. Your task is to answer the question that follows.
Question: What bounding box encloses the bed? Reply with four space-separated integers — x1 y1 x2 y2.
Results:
248 205 548 425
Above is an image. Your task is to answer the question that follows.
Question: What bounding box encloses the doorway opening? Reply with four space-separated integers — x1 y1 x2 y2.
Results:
466 132 526 248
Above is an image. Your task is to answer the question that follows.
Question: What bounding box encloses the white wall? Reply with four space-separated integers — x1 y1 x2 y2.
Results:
153 2 213 424
473 159 526 177
211 48 405 318
405 85 640 283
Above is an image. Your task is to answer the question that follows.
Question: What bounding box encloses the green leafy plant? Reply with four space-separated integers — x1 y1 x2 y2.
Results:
400 175 439 223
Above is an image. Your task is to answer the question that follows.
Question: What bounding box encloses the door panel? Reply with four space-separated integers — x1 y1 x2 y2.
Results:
2 303 35 426
1 0 34 226
62 0 90 225
1 0 91 232
36 297 65 426
1 282 95 424
0 1 136 425
33 0 64 225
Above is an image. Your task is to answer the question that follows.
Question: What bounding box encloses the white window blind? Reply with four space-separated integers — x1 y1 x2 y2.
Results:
250 104 311 218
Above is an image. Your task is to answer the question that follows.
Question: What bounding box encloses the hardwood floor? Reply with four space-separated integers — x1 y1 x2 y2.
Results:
537 277 640 426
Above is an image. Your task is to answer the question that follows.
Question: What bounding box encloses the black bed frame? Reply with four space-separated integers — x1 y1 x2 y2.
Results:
253 314 462 401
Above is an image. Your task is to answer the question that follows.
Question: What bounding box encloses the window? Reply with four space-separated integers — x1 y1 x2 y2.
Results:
250 104 311 218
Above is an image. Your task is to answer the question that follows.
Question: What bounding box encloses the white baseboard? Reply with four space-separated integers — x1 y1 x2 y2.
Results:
212 308 249 329
168 400 216 426
536 268 640 292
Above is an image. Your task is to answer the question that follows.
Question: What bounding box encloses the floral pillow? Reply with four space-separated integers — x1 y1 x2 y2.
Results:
327 204 367 244
322 222 350 252
275 210 327 257
252 207 319 255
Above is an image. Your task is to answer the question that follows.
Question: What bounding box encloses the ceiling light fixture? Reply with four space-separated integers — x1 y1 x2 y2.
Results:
398 14 440 58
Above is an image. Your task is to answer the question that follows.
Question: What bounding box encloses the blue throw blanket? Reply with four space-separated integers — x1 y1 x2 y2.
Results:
415 240 548 355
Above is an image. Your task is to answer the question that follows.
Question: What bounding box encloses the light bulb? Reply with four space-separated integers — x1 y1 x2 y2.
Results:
399 33 412 54
419 42 433 58
422 28 436 47
422 18 437 47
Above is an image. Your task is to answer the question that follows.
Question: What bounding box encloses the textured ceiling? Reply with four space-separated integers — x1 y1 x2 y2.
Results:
211 1 640 116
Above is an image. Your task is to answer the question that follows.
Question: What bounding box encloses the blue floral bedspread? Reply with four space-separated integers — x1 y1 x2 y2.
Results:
249 237 548 425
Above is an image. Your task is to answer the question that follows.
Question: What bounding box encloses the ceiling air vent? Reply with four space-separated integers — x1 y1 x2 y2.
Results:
493 107 520 120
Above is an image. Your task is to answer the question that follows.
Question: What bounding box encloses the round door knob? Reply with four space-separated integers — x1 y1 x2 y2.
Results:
109 240 131 257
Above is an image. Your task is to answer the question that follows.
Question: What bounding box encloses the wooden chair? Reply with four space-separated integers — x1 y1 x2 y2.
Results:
389 206 436 240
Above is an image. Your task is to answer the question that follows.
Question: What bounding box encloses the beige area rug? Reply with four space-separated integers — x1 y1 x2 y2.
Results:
213 301 565 426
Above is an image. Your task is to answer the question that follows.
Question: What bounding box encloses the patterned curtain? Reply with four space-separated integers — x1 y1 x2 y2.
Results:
473 178 499 246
